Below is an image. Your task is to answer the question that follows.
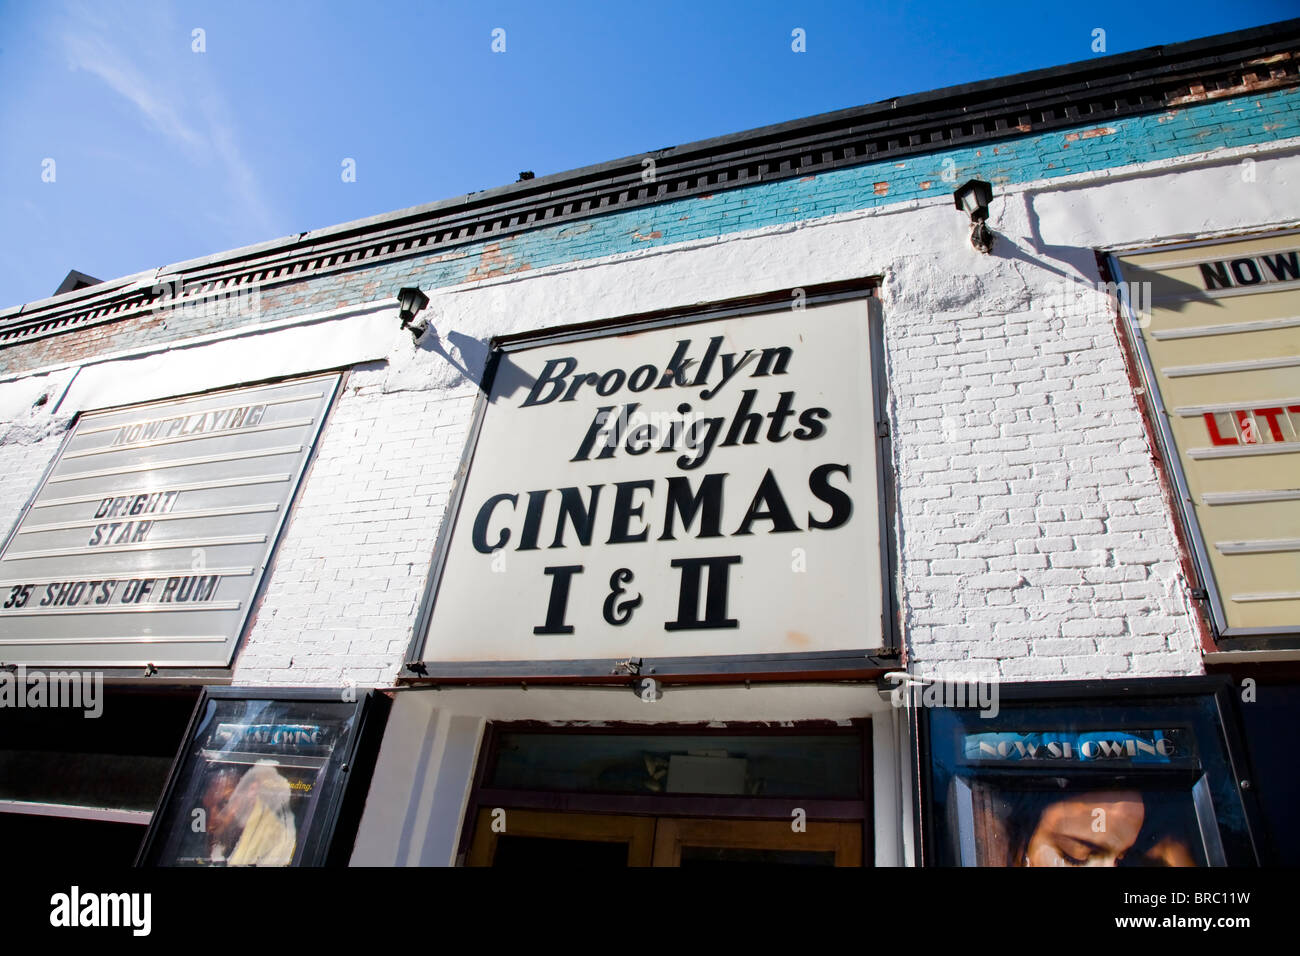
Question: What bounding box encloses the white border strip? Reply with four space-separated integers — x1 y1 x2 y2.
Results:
18 504 278 534
1162 355 1300 377
1203 489 1300 506
47 445 303 482
32 473 292 509
1216 538 1300 555
4 533 267 560
64 419 314 459
1232 591 1300 603
1175 397 1300 416
1188 441 1300 459
0 567 253 587
1153 315 1300 339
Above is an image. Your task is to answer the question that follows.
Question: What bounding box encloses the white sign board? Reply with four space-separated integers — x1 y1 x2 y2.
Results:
0 374 340 668
415 299 885 671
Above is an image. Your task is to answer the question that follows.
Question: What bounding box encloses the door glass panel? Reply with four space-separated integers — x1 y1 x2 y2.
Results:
490 733 861 797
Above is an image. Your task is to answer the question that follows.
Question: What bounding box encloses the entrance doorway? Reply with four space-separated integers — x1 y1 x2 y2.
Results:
459 722 871 866
467 809 862 866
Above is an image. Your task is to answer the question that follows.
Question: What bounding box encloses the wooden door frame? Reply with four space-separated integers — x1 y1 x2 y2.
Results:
466 808 655 866
652 818 862 866
455 720 873 865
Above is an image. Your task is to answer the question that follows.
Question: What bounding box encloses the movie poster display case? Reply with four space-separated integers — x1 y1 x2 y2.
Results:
919 678 1260 867
137 687 389 867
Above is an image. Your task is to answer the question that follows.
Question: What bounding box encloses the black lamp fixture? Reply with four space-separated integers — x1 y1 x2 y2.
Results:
954 178 995 254
397 286 431 340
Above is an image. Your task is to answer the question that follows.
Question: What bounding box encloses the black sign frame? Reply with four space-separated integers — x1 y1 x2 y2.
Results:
403 279 899 683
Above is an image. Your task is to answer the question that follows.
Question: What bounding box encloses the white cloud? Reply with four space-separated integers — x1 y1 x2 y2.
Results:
61 2 279 240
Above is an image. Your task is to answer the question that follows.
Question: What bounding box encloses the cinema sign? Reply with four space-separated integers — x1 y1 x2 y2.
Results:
410 295 893 677
1112 233 1300 640
0 374 340 668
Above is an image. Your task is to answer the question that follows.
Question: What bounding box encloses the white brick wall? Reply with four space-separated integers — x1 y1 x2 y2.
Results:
882 281 1203 680
233 364 477 686
0 428 66 549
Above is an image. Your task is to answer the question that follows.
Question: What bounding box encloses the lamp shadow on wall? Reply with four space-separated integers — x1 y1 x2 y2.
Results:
417 329 539 402
1013 190 1213 313
418 329 491 390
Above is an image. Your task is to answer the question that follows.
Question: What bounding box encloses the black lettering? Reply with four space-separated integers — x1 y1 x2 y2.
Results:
677 416 723 470
562 372 599 402
665 555 742 630
1200 261 1233 290
691 337 723 389
1231 258 1261 286
1261 251 1300 282
625 423 655 455
660 473 725 540
793 407 830 440
534 565 583 634
472 493 518 554
657 340 695 389
700 347 755 400
721 389 764 447
734 469 800 535
808 463 853 529
551 485 602 548
754 346 792 377
602 568 642 625
517 490 548 551
607 480 654 544
520 356 578 407
766 391 797 443
595 368 626 396
571 404 638 462
628 364 657 391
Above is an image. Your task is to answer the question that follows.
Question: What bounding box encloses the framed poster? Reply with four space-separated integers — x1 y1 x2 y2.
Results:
919 678 1260 867
137 687 389 867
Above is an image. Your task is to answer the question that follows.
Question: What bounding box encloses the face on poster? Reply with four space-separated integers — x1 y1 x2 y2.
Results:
417 299 883 665
967 784 1205 867
957 729 1205 867
186 759 313 867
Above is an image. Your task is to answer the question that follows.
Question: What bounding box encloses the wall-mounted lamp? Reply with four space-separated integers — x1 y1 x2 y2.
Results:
954 178 995 254
397 286 431 340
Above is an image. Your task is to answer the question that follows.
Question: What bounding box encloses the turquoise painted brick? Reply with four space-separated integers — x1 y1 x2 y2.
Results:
36 84 1286 358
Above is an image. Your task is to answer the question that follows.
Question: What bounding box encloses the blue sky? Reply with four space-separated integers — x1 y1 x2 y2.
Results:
0 0 1294 308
